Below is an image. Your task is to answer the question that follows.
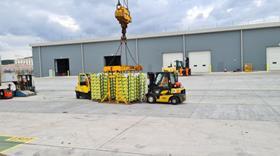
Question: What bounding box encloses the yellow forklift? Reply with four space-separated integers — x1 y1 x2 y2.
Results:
146 72 186 105
176 57 191 76
162 57 191 76
75 73 91 99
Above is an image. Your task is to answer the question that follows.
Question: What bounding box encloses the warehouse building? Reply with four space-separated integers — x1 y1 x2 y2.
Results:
31 22 280 77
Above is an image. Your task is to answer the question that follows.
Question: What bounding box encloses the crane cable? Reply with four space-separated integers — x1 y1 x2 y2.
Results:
124 0 129 9
117 0 129 10
118 0 128 8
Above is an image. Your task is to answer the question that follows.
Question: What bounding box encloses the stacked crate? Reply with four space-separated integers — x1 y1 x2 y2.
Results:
91 72 146 104
91 73 108 101
102 73 108 100
136 74 140 101
91 73 101 100
109 73 116 99
128 74 137 102
138 73 147 102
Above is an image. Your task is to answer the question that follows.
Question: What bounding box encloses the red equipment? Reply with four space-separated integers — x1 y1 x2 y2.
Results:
0 84 13 99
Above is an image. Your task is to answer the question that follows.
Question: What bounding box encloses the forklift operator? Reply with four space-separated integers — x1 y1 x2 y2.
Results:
160 75 169 87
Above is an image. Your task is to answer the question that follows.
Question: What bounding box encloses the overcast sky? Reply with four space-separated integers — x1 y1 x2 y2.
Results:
0 0 279 59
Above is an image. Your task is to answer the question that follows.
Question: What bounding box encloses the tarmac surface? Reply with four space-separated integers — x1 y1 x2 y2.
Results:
0 72 280 156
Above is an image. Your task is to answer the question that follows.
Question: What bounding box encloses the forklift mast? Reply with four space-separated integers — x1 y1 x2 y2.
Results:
147 72 155 91
185 57 190 68
175 57 190 69
16 75 35 92
175 60 184 70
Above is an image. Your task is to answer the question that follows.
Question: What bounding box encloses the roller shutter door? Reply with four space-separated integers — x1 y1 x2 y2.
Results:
267 47 280 71
189 51 211 73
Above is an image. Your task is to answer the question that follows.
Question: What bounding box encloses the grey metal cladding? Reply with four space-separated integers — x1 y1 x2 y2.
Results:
186 31 241 72
32 47 40 77
243 27 280 71
40 44 82 77
138 36 183 72
32 25 280 77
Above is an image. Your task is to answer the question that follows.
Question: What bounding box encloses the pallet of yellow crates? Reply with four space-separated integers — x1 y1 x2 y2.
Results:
90 72 146 105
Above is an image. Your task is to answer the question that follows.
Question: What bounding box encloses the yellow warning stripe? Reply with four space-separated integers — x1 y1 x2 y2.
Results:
6 137 34 143
0 134 36 154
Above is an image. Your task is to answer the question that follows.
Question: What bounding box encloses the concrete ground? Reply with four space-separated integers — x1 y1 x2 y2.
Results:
0 72 280 156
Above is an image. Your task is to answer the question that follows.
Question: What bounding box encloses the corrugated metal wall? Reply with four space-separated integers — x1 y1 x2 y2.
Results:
32 27 280 77
32 47 40 76
138 36 183 72
243 27 280 71
186 31 241 72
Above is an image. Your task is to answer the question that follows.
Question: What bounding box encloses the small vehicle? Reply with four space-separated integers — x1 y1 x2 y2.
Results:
0 86 13 99
162 57 191 76
75 73 91 99
15 74 36 92
146 72 186 105
175 58 191 76
13 74 36 97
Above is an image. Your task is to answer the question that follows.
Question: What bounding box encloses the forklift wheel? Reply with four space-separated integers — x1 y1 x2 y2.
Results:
147 95 156 103
86 92 91 100
76 92 80 99
170 97 179 105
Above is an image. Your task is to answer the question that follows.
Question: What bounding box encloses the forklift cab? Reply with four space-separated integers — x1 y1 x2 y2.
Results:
75 73 91 99
148 72 178 89
147 72 186 104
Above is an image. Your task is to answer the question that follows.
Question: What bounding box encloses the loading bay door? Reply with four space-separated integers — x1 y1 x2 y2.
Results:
55 58 70 76
189 51 211 73
267 47 280 71
162 53 183 68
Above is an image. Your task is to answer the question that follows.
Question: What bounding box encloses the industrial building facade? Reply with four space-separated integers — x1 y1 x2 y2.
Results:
31 22 280 77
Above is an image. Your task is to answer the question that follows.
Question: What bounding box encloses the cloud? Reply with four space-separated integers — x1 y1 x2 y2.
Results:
0 0 279 59
239 15 280 25
227 8 233 13
254 0 265 7
186 6 214 21
0 34 43 59
48 14 80 32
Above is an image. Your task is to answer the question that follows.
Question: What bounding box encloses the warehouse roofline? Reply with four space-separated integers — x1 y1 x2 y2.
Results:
30 21 280 47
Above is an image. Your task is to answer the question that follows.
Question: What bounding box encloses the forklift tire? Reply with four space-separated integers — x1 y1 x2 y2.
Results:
170 97 179 105
147 95 156 103
76 92 80 99
86 92 91 100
